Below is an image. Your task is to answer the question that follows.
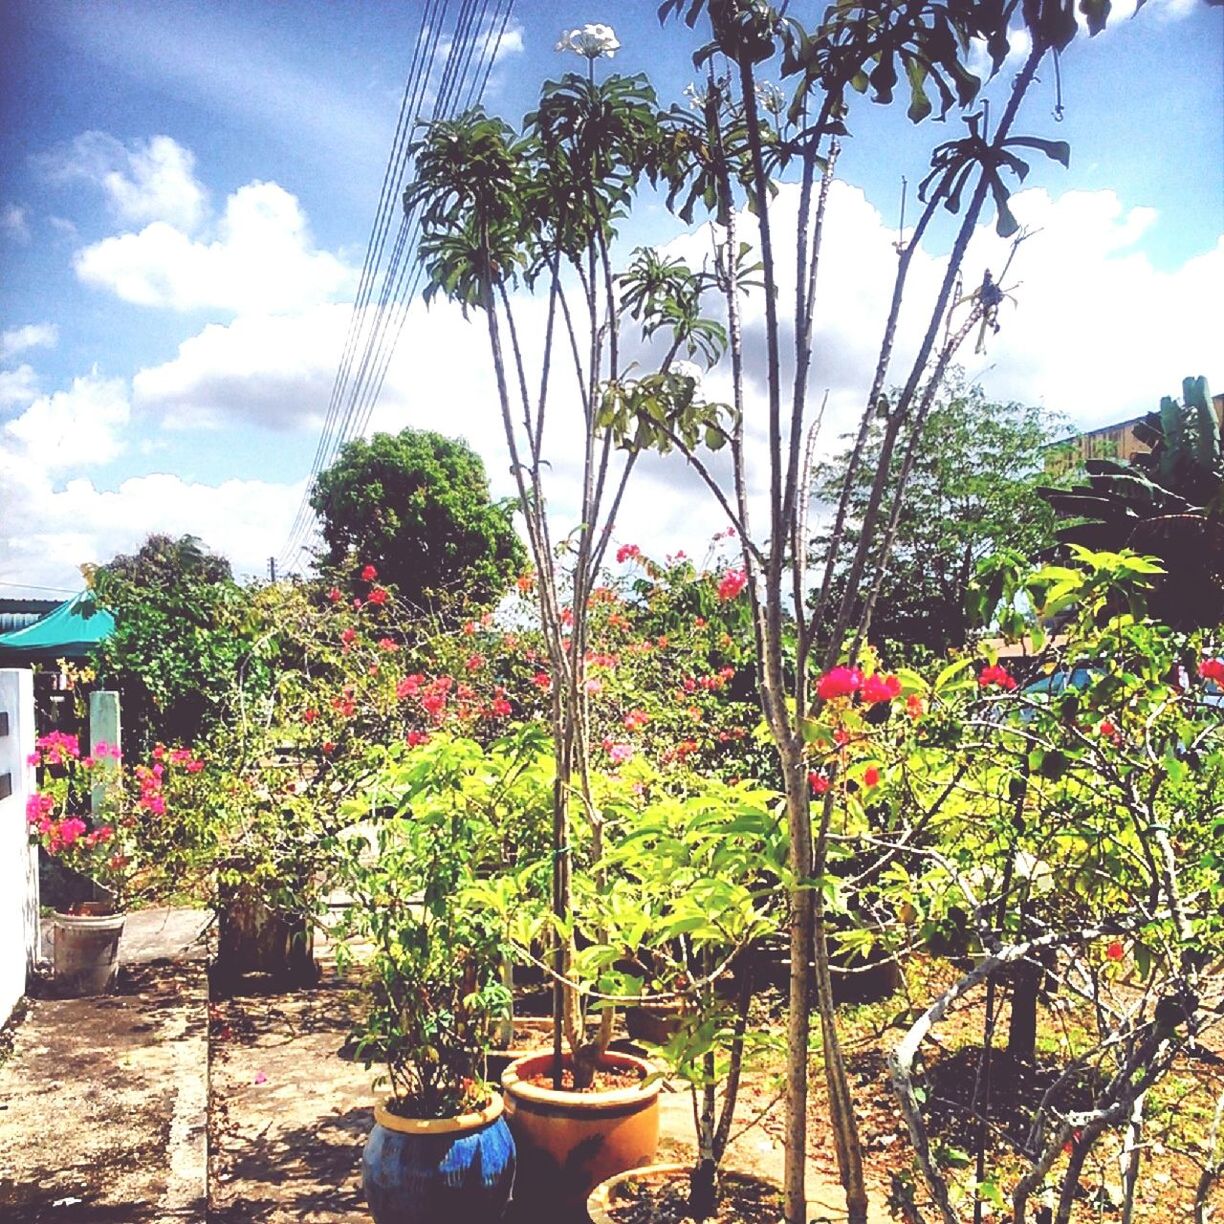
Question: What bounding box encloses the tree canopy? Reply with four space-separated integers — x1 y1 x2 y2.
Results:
309 428 524 614
812 380 1067 657
88 534 265 752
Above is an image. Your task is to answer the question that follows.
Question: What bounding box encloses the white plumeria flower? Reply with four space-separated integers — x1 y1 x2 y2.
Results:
555 23 620 60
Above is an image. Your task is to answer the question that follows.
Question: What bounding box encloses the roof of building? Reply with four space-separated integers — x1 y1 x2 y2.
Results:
0 591 115 664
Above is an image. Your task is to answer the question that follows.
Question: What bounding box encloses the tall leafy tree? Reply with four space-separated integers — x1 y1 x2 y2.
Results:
89 534 264 752
812 379 1067 657
309 428 524 614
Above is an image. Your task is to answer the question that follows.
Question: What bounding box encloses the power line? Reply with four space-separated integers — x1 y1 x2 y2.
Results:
278 0 516 576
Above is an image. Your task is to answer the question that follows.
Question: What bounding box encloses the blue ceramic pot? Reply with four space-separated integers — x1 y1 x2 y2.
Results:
363 1095 516 1224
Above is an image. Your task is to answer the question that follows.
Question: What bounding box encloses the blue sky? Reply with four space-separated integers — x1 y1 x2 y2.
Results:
1 0 1221 595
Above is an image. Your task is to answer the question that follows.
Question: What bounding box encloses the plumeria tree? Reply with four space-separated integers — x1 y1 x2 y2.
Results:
408 23 733 1087
601 4 1124 1219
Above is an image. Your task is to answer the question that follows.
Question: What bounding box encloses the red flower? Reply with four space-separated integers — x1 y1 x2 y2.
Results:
531 671 551 690
616 543 641 564
327 586 342 603
378 637 398 652
623 709 650 731
717 568 748 601
906 694 925 721
979 663 1017 691
862 673 901 704
303 708 318 724
1106 940 1125 962
465 653 485 672
341 627 356 647
808 771 830 795
817 666 863 701
321 741 335 755
406 730 429 747
489 696 512 718
1199 657 1224 683
862 766 881 788
361 564 378 582
516 571 534 593
368 587 388 606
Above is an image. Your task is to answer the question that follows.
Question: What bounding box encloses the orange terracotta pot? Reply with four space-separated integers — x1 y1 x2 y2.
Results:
586 1162 784 1224
500 1049 660 1216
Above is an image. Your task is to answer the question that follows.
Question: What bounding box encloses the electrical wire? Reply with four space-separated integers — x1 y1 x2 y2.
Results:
277 0 516 576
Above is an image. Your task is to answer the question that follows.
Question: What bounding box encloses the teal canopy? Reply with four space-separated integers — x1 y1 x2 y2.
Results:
0 591 114 664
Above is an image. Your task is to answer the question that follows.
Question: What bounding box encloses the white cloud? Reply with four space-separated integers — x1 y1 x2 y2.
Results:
42 132 208 232
494 23 525 62
133 303 349 429
1 323 59 361
0 364 40 408
74 180 354 314
0 462 304 594
2 370 130 471
952 189 1223 427
1 204 29 243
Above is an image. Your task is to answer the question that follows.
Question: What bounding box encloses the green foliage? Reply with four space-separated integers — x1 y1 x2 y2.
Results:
812 380 1066 658
89 533 266 753
309 428 524 617
335 734 524 1117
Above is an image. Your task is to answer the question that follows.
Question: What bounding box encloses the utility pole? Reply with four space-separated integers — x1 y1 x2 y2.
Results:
268 556 277 583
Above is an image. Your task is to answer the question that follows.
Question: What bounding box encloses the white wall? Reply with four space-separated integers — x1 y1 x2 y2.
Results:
0 668 40 1026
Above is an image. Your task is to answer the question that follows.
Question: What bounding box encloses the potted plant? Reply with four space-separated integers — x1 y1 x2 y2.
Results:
583 779 785 1223
335 736 517 1224
26 731 207 994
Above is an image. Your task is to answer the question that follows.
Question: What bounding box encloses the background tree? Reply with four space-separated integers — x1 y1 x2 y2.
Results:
88 533 266 753
812 378 1068 657
309 428 524 615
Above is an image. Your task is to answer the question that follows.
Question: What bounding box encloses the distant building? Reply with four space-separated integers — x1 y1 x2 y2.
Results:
0 599 59 635
1050 392 1224 472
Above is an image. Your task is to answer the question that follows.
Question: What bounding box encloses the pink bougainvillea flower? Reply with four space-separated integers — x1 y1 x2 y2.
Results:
808 771 829 795
906 694 925 721
616 543 641 564
303 708 318 724
584 677 603 696
862 766 881 789
978 663 1017 691
816 666 863 701
377 637 398 652
1099 720 1120 741
716 568 748 601
601 739 634 765
465 654 484 672
531 672 551 690
321 741 335 755
327 586 342 603
1106 940 1125 962
341 627 357 647
1199 657 1224 683
352 597 364 611
360 564 378 582
368 587 388 606
406 729 429 748
623 709 650 731
861 673 901 704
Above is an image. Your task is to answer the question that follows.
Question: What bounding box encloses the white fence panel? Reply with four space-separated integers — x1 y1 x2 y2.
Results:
0 668 40 1026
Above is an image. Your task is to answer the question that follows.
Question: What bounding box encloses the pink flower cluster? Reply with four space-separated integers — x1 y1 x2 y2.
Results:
616 543 641 564
717 569 748 601
979 663 1017 691
815 667 901 705
1200 657 1224 683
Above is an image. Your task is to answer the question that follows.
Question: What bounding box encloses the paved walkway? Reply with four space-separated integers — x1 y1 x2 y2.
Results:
2 909 889 1222
0 959 209 1222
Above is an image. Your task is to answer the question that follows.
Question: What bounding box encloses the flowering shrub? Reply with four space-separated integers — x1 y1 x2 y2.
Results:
26 731 208 910
797 549 1224 1217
